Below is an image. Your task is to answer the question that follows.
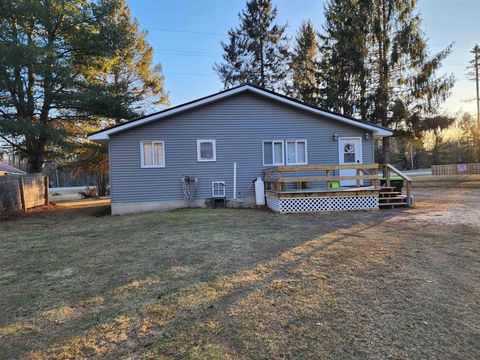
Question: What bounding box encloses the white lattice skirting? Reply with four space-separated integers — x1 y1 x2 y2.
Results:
266 195 379 213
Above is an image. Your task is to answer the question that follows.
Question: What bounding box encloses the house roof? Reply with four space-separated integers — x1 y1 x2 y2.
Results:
0 162 26 175
89 83 393 141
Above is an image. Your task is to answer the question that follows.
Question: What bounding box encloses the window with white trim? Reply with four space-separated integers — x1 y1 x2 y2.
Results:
212 181 226 198
286 140 308 165
197 139 216 161
263 140 284 166
140 141 165 168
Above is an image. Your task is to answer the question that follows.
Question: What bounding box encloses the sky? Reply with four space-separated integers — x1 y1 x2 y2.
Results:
127 0 480 115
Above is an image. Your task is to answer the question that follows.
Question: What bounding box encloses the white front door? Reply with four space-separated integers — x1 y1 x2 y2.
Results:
338 137 363 186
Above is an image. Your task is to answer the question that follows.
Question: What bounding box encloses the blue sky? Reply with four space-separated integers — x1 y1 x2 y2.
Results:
128 0 480 115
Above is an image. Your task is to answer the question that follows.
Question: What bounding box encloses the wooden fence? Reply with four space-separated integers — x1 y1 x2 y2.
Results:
0 174 49 212
432 163 480 175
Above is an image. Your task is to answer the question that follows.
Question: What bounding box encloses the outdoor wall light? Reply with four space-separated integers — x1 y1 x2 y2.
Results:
364 132 370 140
333 132 339 141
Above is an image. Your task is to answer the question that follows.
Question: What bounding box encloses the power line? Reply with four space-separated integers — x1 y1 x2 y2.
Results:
165 72 217 77
144 27 224 36
157 49 220 56
157 51 219 58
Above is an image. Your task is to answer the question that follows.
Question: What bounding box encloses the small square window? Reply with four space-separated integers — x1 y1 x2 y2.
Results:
212 181 225 198
197 140 216 162
140 141 165 168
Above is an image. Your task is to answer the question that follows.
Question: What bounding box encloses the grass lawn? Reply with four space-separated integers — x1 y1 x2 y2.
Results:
1 186 479 359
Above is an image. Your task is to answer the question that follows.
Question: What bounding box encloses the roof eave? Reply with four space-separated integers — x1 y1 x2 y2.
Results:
89 133 109 142
373 129 393 137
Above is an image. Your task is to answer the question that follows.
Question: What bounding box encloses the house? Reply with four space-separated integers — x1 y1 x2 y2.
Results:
0 162 26 176
89 84 395 215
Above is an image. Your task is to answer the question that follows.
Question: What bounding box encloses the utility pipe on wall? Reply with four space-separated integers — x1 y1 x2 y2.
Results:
233 162 237 199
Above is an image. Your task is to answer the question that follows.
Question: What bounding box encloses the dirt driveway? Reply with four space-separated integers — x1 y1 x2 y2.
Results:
0 185 479 359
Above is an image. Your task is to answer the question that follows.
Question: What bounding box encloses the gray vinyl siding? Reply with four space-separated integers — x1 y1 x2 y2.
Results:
109 92 374 203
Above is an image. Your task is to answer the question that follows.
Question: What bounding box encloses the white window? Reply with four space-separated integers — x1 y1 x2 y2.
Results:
212 181 226 198
197 139 216 162
286 140 308 165
140 141 165 168
263 140 284 166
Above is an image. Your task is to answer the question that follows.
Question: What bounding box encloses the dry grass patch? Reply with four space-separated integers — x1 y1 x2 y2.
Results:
1 186 479 359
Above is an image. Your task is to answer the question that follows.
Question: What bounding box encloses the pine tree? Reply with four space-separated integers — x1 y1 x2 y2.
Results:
214 0 290 91
0 0 168 173
318 0 371 117
66 0 169 195
319 0 454 163
289 21 320 104
368 0 454 162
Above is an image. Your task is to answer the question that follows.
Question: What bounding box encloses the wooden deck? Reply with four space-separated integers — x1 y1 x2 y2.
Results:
267 186 379 198
263 164 413 213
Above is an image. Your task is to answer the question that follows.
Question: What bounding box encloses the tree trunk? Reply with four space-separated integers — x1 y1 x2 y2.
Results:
95 172 108 197
377 0 390 165
26 139 46 173
382 137 390 165
259 39 265 87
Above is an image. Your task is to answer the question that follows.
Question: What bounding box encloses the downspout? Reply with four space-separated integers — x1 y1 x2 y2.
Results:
233 162 237 200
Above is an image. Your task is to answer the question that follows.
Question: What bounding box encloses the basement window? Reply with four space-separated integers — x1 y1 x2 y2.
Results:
212 181 226 198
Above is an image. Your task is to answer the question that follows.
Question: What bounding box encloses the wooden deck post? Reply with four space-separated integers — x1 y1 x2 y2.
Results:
406 180 413 206
372 167 380 189
356 168 361 187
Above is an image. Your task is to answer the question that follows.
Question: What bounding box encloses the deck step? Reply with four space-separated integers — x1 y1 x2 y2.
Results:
379 192 402 197
379 186 399 190
379 189 407 208
379 202 407 207
379 196 405 202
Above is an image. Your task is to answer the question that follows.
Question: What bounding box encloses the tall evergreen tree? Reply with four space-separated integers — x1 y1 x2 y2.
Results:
66 0 169 195
214 0 290 91
289 21 320 104
319 0 454 162
0 0 167 173
79 0 168 125
368 0 454 162
318 0 371 117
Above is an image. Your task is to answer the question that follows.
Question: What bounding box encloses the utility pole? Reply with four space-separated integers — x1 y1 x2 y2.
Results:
472 45 480 160
475 46 479 140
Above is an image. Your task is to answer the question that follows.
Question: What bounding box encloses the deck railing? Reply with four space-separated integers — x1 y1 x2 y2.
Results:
382 164 413 206
264 163 414 207
263 163 380 192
